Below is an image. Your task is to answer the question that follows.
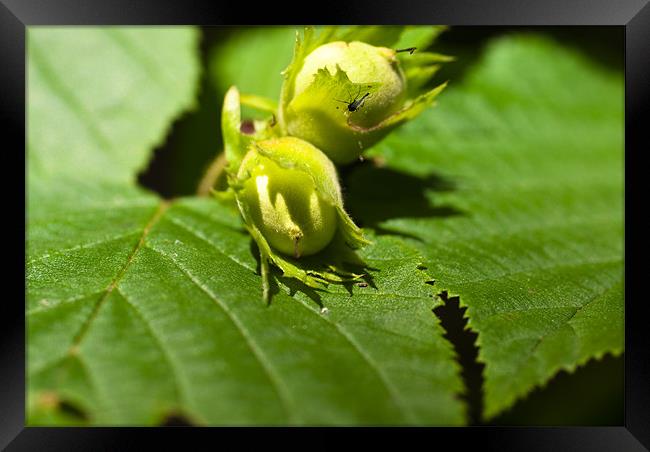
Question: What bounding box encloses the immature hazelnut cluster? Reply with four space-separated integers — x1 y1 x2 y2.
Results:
218 27 449 300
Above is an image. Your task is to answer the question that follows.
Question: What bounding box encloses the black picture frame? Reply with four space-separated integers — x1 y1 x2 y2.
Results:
3 0 648 449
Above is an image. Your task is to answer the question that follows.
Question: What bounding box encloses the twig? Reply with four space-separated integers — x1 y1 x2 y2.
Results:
197 152 227 196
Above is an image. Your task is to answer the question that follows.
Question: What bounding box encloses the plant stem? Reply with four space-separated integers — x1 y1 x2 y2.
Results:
196 151 227 196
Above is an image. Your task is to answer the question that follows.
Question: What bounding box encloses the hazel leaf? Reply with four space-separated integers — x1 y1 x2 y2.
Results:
27 27 466 427
353 34 624 420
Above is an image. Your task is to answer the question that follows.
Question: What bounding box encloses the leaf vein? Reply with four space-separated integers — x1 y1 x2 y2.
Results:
30 41 113 154
66 201 170 353
488 278 622 398
116 286 201 423
102 29 171 88
146 244 298 424
27 230 142 265
166 213 256 273
291 296 419 423
447 256 621 287
422 215 621 249
27 291 104 316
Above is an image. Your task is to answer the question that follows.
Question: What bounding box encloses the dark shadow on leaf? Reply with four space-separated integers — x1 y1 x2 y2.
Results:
490 353 623 426
160 412 195 426
247 238 325 307
249 240 281 304
248 229 379 307
58 399 89 422
325 265 379 296
266 269 282 304
433 291 485 425
280 233 378 306
435 290 624 426
342 160 464 237
339 262 378 295
371 225 428 242
32 392 90 425
278 275 324 308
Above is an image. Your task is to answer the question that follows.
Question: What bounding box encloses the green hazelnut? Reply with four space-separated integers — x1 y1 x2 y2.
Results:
295 41 406 127
236 137 341 258
285 41 407 164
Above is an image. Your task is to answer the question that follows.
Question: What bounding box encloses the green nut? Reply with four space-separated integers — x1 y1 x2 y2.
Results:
286 41 407 164
236 137 341 258
295 41 406 127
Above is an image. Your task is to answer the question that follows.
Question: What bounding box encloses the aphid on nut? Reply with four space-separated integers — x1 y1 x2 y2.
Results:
285 41 407 164
278 28 450 166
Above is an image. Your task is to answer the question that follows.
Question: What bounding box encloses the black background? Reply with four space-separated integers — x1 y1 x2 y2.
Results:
3 0 649 449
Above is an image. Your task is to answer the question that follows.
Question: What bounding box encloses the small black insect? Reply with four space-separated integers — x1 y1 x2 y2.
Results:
396 47 417 55
335 86 371 112
357 282 369 288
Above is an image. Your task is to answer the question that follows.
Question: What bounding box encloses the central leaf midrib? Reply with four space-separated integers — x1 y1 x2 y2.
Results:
67 201 170 353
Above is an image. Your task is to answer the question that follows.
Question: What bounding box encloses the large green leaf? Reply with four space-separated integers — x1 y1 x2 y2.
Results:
27 27 465 425
28 198 465 425
352 35 624 419
27 27 623 425
28 27 200 189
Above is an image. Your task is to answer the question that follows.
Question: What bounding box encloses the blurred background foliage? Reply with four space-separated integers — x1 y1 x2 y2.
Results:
139 26 623 199
137 26 624 425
